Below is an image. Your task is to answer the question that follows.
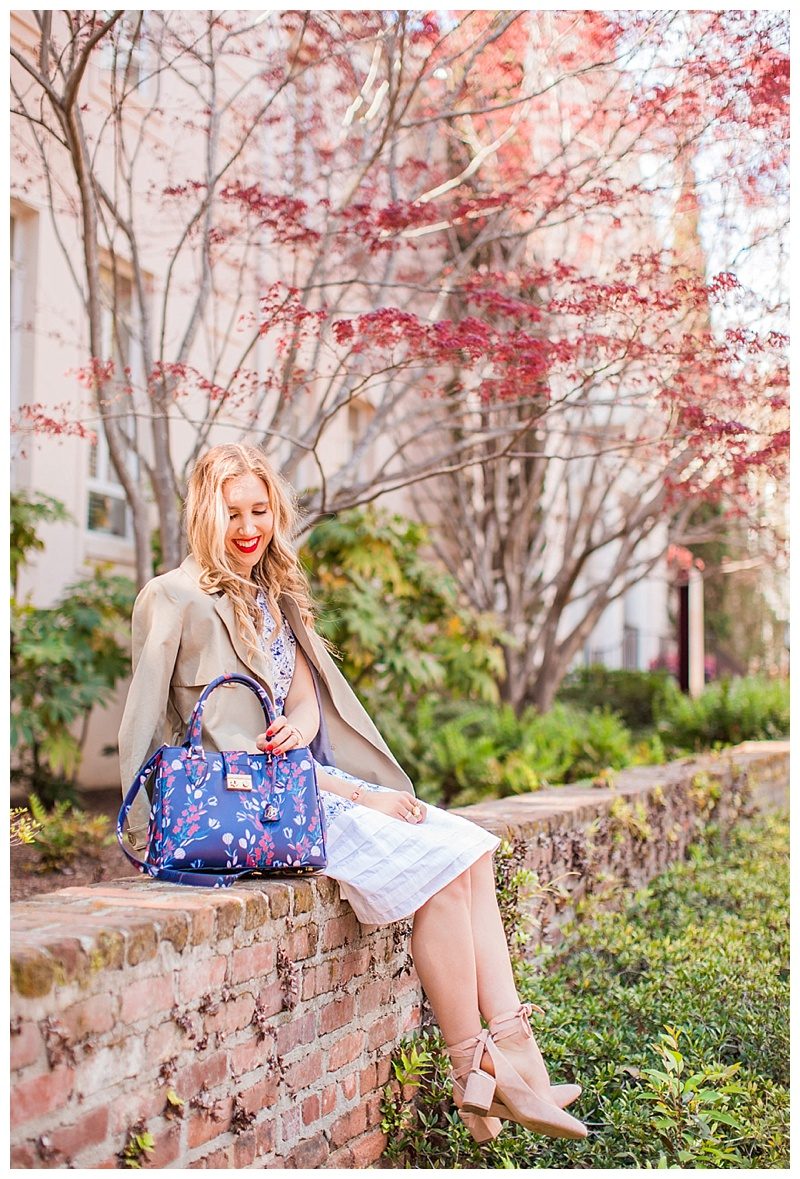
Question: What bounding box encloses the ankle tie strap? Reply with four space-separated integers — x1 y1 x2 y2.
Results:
488 1002 545 1043
446 1027 490 1073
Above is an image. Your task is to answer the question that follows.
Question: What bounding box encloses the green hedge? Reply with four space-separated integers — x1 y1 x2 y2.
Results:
382 812 789 1169
557 666 673 730
656 676 790 751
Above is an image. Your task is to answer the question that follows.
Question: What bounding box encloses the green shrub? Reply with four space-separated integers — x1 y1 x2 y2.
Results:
24 794 114 872
303 507 507 763
11 492 136 804
557 666 673 730
382 812 789 1169
656 675 790 752
400 699 634 807
11 569 136 803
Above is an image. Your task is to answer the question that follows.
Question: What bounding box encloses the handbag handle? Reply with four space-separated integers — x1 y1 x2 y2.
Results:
185 673 276 753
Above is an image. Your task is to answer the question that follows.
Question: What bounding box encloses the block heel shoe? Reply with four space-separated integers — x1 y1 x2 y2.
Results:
446 1032 503 1144
458 1023 587 1140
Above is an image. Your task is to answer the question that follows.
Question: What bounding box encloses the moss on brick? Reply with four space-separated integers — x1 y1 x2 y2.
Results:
11 950 56 998
126 924 158 967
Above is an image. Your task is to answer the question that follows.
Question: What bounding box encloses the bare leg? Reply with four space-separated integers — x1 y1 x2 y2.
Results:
467 851 520 1021
410 867 481 1045
468 851 568 1099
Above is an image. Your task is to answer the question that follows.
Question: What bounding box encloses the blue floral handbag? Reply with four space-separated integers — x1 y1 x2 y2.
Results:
117 673 327 887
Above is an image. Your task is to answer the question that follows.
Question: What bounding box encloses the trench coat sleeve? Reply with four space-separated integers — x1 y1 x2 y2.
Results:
118 579 184 843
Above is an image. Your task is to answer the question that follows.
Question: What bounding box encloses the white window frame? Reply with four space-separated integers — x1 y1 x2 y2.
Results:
100 11 152 100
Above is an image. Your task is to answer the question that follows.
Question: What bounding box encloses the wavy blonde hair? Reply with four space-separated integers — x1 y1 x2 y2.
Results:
185 443 317 654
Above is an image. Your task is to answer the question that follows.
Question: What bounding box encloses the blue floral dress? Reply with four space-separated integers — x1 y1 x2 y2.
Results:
258 596 499 924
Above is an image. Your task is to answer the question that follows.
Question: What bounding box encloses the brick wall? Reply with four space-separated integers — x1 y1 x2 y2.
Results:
10 741 788 1169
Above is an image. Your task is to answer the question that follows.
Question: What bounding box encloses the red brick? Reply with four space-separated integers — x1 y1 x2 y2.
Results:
196 1145 231 1168
376 1055 392 1086
402 1003 422 1033
144 1017 188 1064
280 1129 329 1168
10 1021 43 1071
230 941 276 984
203 992 255 1038
144 1120 182 1168
255 977 285 1017
352 1126 389 1167
321 913 360 952
265 882 291 918
10 1143 37 1167
338 948 371 985
175 1050 228 1098
120 973 176 1024
232 1132 257 1168
276 1011 316 1056
282 1049 323 1091
281 1103 302 1142
253 1117 276 1160
301 964 319 1000
330 1102 368 1148
242 888 271 929
238 1071 280 1114
321 1083 337 1117
319 994 355 1035
125 923 159 966
47 936 98 982
108 1086 165 1135
60 992 118 1042
357 977 392 1015
188 1096 233 1149
328 1029 366 1071
230 1033 274 1078
284 922 318 960
302 1093 320 1126
176 954 228 1004
48 1105 109 1158
341 1071 358 1101
209 893 245 939
393 970 421 996
10 1065 75 1127
326 1144 355 1167
368 1012 399 1051
359 1062 377 1097
72 1036 147 1095
365 1090 384 1124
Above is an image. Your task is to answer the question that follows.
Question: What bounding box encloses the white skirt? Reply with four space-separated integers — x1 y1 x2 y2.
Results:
315 763 500 924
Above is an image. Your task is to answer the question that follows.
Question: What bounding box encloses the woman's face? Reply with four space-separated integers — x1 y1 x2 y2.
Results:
223 473 275 574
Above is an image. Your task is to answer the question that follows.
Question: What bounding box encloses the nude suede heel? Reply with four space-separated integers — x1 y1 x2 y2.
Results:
490 1003 582 1107
480 1004 587 1140
446 1032 503 1143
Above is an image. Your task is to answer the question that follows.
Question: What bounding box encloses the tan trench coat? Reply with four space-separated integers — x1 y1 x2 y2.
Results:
118 555 413 850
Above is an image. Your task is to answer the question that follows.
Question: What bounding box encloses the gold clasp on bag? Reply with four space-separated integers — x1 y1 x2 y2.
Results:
226 774 253 792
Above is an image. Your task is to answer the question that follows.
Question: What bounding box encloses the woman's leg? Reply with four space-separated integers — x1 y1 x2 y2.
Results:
467 851 572 1101
467 851 521 1021
410 867 482 1045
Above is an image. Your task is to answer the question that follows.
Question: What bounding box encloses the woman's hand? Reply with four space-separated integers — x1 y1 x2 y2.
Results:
361 790 427 824
256 716 304 755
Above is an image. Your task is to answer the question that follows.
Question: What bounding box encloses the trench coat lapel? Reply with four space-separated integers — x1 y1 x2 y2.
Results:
280 596 371 734
212 592 275 694
180 555 275 699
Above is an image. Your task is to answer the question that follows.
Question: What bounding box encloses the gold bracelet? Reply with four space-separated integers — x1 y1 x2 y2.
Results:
350 786 363 803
